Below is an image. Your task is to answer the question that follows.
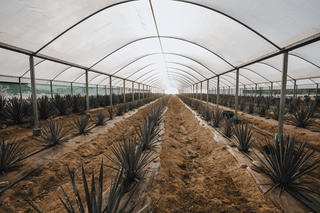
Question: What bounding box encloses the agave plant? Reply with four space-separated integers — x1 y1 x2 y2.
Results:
95 112 108 126
3 97 31 124
211 108 222 127
135 119 162 151
104 137 159 193
247 102 255 114
223 118 233 138
72 115 95 135
0 137 26 175
54 94 71 116
258 104 268 117
288 105 316 129
28 162 160 213
116 104 124 116
35 119 72 147
107 107 114 120
147 105 164 126
232 120 255 153
0 96 6 119
72 94 85 114
239 100 245 111
254 136 320 212
37 96 56 120
201 106 212 122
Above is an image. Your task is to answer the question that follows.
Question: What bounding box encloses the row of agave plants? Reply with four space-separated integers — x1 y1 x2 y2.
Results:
187 93 320 130
1 95 170 212
179 95 320 212
0 93 152 125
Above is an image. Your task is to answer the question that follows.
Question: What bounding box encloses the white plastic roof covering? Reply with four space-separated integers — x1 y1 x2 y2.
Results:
0 0 320 91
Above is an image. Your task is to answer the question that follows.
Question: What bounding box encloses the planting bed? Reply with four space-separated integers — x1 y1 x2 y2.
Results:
149 96 280 212
189 96 320 197
0 97 164 212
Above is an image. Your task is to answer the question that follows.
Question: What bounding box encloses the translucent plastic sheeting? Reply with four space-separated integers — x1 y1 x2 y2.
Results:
24 60 69 80
40 1 156 67
0 49 42 77
54 67 86 82
187 0 320 48
287 55 320 79
73 71 100 84
291 41 320 68
152 0 277 67
0 0 130 52
241 63 285 82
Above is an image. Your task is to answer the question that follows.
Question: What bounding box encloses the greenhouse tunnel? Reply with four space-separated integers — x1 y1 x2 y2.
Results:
1 0 320 212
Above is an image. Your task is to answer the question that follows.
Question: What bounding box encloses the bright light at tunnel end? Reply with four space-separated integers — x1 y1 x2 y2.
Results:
165 87 178 94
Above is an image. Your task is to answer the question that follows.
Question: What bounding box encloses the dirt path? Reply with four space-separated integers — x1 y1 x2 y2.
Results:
150 96 280 213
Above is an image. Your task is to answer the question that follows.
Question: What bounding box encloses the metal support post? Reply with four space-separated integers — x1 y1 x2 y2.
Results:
270 82 273 97
316 84 318 98
138 83 141 100
109 76 112 106
293 80 297 99
235 69 239 118
206 79 209 106
255 84 257 97
71 82 73 96
217 76 220 107
19 77 22 100
196 83 198 99
200 82 202 101
50 80 53 98
132 82 134 102
96 85 98 96
105 86 107 95
123 79 126 104
143 84 145 99
278 52 289 140
29 56 41 136
85 70 90 115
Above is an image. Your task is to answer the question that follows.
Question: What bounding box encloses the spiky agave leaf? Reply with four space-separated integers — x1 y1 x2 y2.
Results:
0 137 26 175
289 105 316 129
104 137 159 193
223 118 233 138
247 102 255 114
54 94 71 116
134 119 162 151
72 115 95 135
116 104 124 116
254 136 320 211
232 120 255 153
35 119 72 147
107 107 114 120
211 108 222 127
94 112 108 126
37 96 56 120
3 97 31 124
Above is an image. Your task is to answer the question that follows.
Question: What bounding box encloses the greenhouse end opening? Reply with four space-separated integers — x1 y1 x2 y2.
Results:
165 87 178 94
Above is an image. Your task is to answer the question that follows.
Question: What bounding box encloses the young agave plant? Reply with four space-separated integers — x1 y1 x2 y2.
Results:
35 119 72 147
3 97 31 124
37 96 56 120
288 105 316 129
255 136 320 212
135 119 162 151
258 104 268 117
72 115 95 135
202 107 212 122
116 104 124 116
232 120 255 153
54 94 71 116
223 118 233 138
28 162 160 213
247 102 255 115
0 137 26 175
104 137 159 193
95 112 108 126
211 108 222 127
271 101 281 121
107 106 114 120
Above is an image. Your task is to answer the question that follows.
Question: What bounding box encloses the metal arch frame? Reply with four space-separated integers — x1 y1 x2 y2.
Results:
257 62 295 80
111 52 218 77
89 36 235 71
208 77 233 88
151 78 189 88
171 0 281 50
96 64 156 86
148 76 191 87
215 74 244 87
134 69 199 84
239 68 272 86
20 59 46 78
35 0 139 54
289 53 320 70
145 73 194 86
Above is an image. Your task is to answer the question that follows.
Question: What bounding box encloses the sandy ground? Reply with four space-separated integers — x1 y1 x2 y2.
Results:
149 96 280 213
191 98 320 196
0 100 160 213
